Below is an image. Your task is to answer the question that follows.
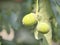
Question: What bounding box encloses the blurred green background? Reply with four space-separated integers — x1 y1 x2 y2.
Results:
0 0 60 45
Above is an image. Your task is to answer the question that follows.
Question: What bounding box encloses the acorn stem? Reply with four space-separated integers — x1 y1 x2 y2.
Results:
36 0 38 16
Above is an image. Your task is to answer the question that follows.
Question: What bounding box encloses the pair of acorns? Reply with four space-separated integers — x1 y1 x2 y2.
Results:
22 13 50 34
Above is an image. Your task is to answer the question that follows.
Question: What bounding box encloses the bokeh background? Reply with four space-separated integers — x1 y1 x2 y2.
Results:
0 0 60 45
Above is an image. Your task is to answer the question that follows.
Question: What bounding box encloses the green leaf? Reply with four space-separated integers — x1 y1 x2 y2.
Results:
9 12 20 30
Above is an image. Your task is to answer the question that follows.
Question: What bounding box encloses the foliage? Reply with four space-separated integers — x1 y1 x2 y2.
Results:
0 0 60 45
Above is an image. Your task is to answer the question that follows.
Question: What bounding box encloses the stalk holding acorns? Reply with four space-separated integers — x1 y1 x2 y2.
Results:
35 0 54 45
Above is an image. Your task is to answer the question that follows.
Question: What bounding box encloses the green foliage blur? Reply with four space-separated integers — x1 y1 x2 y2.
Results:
0 0 60 45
